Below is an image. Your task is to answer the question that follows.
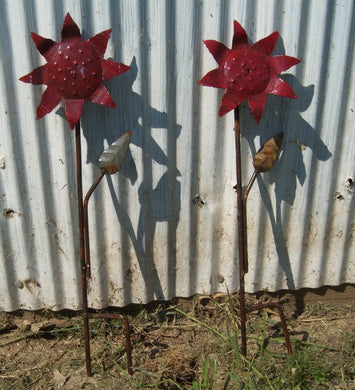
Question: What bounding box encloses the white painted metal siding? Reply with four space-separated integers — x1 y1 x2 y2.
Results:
0 0 353 311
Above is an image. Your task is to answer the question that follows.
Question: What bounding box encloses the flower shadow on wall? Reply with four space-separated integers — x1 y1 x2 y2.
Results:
80 57 182 304
241 72 331 300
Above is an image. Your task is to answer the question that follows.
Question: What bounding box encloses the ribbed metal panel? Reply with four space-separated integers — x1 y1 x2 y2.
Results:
0 0 353 311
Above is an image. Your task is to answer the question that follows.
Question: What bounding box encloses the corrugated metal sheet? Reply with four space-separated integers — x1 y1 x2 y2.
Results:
0 0 354 311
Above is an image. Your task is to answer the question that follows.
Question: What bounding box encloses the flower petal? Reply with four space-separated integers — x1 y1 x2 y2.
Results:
198 68 227 88
65 99 84 129
61 13 81 40
232 20 249 49
89 29 112 56
36 87 62 119
252 31 278 55
268 55 300 74
102 59 130 80
88 85 116 108
19 65 47 85
30 32 55 58
247 93 267 123
219 89 245 117
266 76 297 98
204 40 230 66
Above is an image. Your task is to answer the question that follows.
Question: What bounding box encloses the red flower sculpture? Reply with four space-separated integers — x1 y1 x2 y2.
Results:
20 13 130 129
199 21 300 122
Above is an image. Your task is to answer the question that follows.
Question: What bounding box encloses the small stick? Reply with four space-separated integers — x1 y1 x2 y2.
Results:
0 324 17 333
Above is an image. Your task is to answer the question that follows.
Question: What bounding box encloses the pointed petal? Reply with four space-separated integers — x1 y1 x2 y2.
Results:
219 89 245 117
65 99 84 129
102 59 130 80
61 13 81 40
252 31 278 55
36 87 62 119
88 85 116 108
19 65 47 85
247 93 267 123
198 68 227 88
30 32 55 58
204 40 230 65
268 55 300 74
232 20 249 49
89 29 111 56
265 76 298 98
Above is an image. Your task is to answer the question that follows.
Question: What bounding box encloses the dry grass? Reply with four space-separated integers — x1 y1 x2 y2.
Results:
0 295 354 389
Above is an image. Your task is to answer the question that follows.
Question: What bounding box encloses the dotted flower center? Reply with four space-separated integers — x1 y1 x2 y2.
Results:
45 38 103 99
224 49 270 95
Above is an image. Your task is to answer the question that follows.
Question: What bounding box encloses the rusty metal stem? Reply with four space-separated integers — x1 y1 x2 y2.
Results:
83 171 105 280
234 107 247 357
83 170 133 375
75 121 92 377
242 170 259 274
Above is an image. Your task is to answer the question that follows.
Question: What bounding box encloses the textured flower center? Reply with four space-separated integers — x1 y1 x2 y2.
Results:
45 38 103 99
224 49 270 95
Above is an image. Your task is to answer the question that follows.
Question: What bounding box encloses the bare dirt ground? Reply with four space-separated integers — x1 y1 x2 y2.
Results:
0 294 354 389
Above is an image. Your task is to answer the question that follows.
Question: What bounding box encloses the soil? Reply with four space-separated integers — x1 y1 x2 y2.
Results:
0 294 354 389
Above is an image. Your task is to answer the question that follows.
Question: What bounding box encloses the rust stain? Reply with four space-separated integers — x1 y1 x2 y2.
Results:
23 279 41 293
3 209 22 218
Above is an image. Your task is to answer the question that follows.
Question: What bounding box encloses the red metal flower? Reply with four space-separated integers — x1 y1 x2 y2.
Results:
199 21 300 122
20 13 130 129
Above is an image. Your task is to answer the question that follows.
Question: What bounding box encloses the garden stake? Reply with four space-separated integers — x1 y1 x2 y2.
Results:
199 20 300 357
233 106 247 357
75 121 92 375
247 300 292 354
83 131 133 376
20 13 132 376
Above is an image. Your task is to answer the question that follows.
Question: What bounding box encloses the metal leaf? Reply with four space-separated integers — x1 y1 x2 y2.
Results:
253 132 284 172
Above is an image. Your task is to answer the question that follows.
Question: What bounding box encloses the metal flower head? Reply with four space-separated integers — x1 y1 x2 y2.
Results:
20 13 130 129
199 21 300 122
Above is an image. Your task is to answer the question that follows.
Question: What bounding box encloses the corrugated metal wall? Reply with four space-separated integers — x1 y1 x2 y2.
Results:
0 0 354 311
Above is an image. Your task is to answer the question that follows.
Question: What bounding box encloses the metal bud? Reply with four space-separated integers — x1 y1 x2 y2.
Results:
98 130 131 174
253 132 284 173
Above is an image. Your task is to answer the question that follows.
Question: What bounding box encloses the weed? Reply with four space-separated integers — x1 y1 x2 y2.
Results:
192 357 217 390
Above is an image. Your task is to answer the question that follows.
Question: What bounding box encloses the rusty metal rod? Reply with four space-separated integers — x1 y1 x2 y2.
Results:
83 170 105 280
276 302 293 354
89 312 133 374
83 170 133 375
242 170 259 274
234 106 247 357
233 113 291 357
75 121 92 377
247 300 292 354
